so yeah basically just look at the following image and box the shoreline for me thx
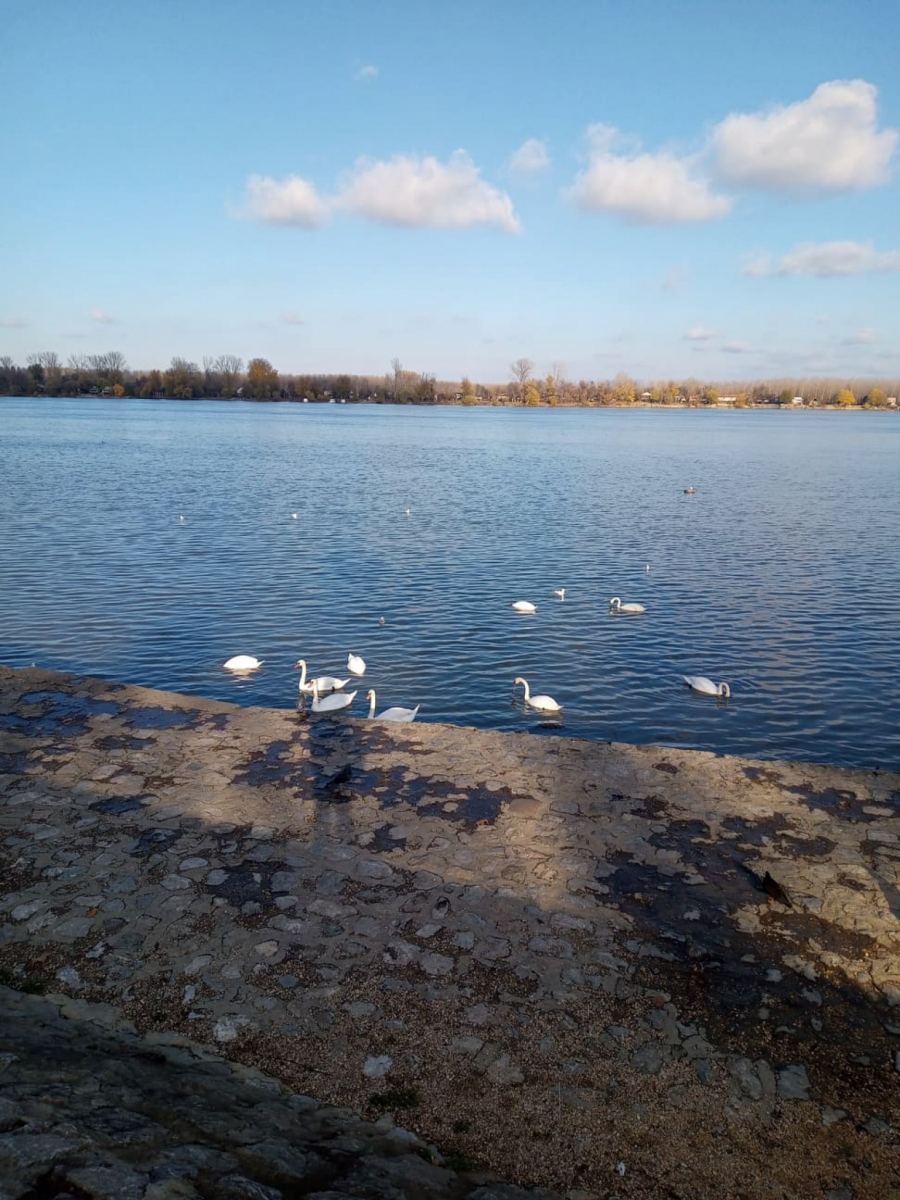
[2,665,899,1197]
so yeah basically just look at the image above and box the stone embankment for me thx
[1,666,898,1199]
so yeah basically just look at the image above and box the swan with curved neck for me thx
[683,676,730,698]
[513,676,561,712]
[609,597,646,614]
[366,689,419,722]
[294,660,349,695]
[310,680,357,713]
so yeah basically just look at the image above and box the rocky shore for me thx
[1,665,898,1199]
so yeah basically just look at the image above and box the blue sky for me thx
[1,0,899,383]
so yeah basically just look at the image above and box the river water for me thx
[1,398,898,768]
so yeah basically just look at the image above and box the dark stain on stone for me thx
[90,796,150,816]
[742,766,783,785]
[368,825,407,853]
[206,859,284,908]
[93,734,157,751]
[233,741,314,791]
[776,833,836,858]
[782,783,876,823]
[128,828,182,858]
[121,706,202,730]
[648,818,712,850]
[654,762,679,775]
[721,813,790,845]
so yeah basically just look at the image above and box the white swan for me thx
[347,652,366,676]
[291,512,298,519]
[294,660,350,695]
[511,601,537,613]
[554,588,566,600]
[310,680,357,714]
[513,676,561,713]
[223,655,263,671]
[683,676,731,697]
[366,689,419,722]
[609,597,646,614]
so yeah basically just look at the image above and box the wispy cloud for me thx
[571,124,731,224]
[662,265,688,292]
[240,173,330,228]
[355,63,378,81]
[840,329,877,345]
[337,150,521,233]
[722,341,752,353]
[509,137,550,176]
[712,80,897,193]
[0,316,26,328]
[91,308,115,324]
[283,312,304,326]
[684,325,719,341]
[744,240,900,277]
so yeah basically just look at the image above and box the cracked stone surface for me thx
[0,986,550,1200]
[1,666,899,1199]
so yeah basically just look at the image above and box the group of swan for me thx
[225,652,419,721]
[513,593,648,616]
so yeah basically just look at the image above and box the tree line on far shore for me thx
[1,351,897,410]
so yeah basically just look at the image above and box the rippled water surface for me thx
[1,398,898,767]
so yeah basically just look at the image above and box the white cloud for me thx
[712,80,897,192]
[356,64,378,81]
[744,240,900,277]
[241,173,330,228]
[840,329,877,345]
[337,151,521,233]
[91,308,115,324]
[722,341,752,354]
[509,137,550,175]
[684,326,719,341]
[571,123,731,224]
[283,313,304,326]
[0,316,26,328]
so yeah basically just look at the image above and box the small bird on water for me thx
[379,617,386,626]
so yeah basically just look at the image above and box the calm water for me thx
[1,398,898,769]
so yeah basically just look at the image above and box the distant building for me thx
[888,396,898,408]
[791,396,804,406]
[717,396,738,406]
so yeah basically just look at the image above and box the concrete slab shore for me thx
[1,665,898,1198]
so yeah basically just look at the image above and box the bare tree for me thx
[0,356,15,371]
[551,361,567,388]
[214,354,243,396]
[510,357,534,384]
[390,357,402,401]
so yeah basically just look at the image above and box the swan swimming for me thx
[310,680,357,713]
[366,689,419,722]
[609,597,646,614]
[511,601,537,613]
[347,652,366,676]
[294,660,349,695]
[554,588,566,600]
[513,676,561,713]
[291,513,298,519]
[683,676,731,698]
[223,655,263,671]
